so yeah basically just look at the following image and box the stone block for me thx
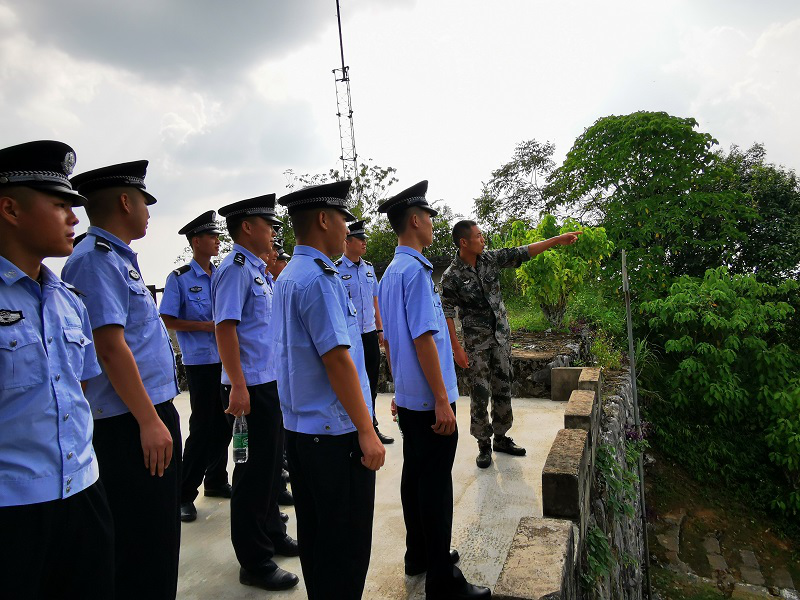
[731,583,773,599]
[551,367,583,403]
[771,568,795,590]
[577,367,602,399]
[564,390,595,432]
[494,517,577,600]
[707,553,728,571]
[542,429,590,521]
[702,536,721,555]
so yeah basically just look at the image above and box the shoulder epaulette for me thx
[94,238,112,253]
[314,258,337,275]
[233,252,246,266]
[173,264,191,276]
[334,258,343,266]
[65,283,86,297]
[364,259,373,266]
[411,255,434,271]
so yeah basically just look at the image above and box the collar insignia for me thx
[314,258,337,275]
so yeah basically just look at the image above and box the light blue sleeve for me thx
[213,264,248,324]
[63,253,128,330]
[299,275,352,357]
[159,273,182,318]
[404,269,440,340]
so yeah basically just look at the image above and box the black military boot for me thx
[476,441,492,468]
[494,435,526,456]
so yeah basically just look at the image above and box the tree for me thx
[545,111,756,299]
[474,139,556,237]
[718,143,800,282]
[503,215,614,329]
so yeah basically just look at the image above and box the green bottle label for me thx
[233,433,248,449]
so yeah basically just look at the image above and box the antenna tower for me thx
[333,0,358,182]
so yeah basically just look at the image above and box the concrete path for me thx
[175,393,565,599]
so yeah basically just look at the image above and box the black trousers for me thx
[361,330,380,426]
[286,429,376,600]
[397,403,465,597]
[222,381,286,572]
[0,481,114,600]
[181,362,231,503]
[92,401,182,600]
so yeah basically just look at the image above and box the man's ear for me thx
[318,209,329,232]
[119,192,131,215]
[0,194,21,227]
[241,218,252,237]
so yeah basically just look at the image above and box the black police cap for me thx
[347,220,367,239]
[70,160,158,205]
[0,140,86,205]
[178,210,223,237]
[218,193,281,227]
[278,180,356,222]
[377,180,438,217]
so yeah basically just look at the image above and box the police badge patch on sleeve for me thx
[0,309,23,326]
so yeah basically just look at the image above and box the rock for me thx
[702,535,721,555]
[731,582,774,598]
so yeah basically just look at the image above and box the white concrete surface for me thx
[175,392,565,599]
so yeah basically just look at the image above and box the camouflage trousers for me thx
[466,342,513,443]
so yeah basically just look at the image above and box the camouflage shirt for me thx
[440,246,530,351]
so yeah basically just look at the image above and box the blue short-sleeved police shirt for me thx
[377,246,459,411]
[211,244,274,386]
[159,259,220,366]
[335,254,377,334]
[0,258,102,507]
[61,226,179,419]
[272,245,372,435]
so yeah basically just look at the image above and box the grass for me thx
[504,294,551,332]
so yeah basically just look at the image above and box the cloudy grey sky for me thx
[2,0,797,285]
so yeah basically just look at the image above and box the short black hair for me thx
[290,208,323,241]
[226,215,247,241]
[452,220,477,247]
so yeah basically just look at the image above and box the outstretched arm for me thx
[527,231,582,257]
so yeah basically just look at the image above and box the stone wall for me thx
[494,367,647,600]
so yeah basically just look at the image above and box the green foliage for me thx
[641,267,800,516]
[596,444,638,519]
[474,138,555,238]
[546,111,756,300]
[503,215,614,328]
[564,287,626,341]
[581,525,614,591]
[719,143,800,282]
[504,294,550,332]
[591,329,622,370]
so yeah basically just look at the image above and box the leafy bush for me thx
[641,267,800,517]
[503,215,614,328]
[591,329,623,370]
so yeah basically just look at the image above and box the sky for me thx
[1,0,798,286]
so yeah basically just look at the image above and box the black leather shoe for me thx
[405,549,460,576]
[451,581,492,599]
[203,483,232,498]
[239,566,299,591]
[493,435,526,456]
[476,442,492,468]
[180,502,197,523]
[278,489,294,506]
[281,468,290,483]
[272,535,300,557]
[280,511,289,523]
[376,427,395,445]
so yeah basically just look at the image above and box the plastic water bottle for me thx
[233,415,249,463]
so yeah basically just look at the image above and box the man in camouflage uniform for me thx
[441,220,581,468]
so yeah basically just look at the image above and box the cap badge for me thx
[62,151,76,176]
[0,309,23,325]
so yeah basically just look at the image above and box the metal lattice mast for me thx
[333,0,357,182]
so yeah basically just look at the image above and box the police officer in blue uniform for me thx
[160,211,232,523]
[62,160,182,600]
[335,220,394,445]
[274,180,385,600]
[269,238,291,280]
[213,194,299,591]
[378,181,491,600]
[0,141,114,599]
